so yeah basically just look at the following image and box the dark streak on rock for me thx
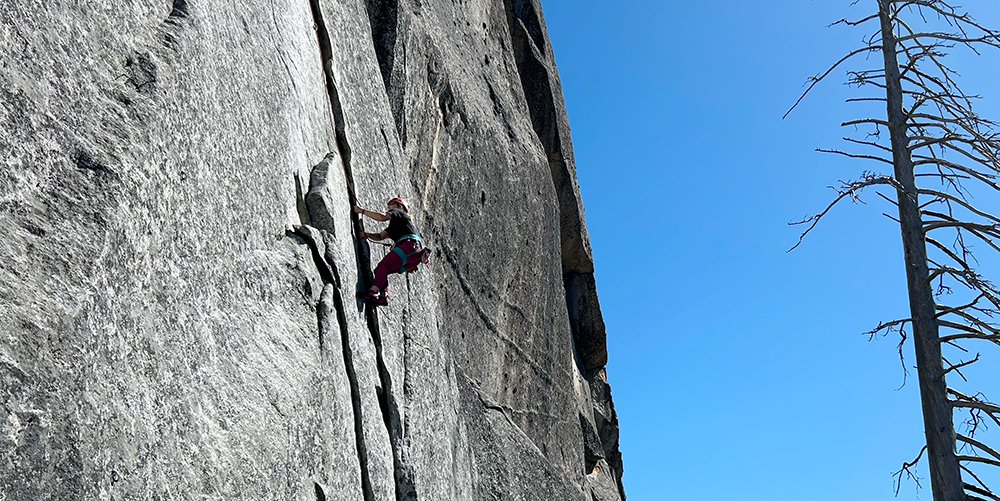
[324,278,376,501]
[292,226,334,290]
[364,0,406,139]
[21,221,46,237]
[363,0,399,94]
[295,173,312,226]
[74,150,110,174]
[502,0,545,54]
[427,53,464,129]
[579,412,604,474]
[125,53,157,93]
[380,126,392,155]
[168,0,189,19]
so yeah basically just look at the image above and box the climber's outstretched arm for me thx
[353,206,390,221]
[359,230,389,241]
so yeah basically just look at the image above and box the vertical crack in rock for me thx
[307,0,375,300]
[336,289,377,501]
[308,3,413,498]
[296,225,373,500]
[331,271,378,501]
[291,224,334,348]
[314,482,328,501]
[363,0,399,95]
[168,0,189,19]
[363,0,406,141]
[364,305,416,501]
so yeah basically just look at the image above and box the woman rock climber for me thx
[354,197,429,305]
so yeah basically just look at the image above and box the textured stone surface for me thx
[0,0,623,499]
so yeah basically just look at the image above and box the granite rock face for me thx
[0,0,623,499]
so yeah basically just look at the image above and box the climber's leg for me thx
[372,248,403,292]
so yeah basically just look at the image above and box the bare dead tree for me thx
[787,1,1000,500]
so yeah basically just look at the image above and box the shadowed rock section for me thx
[0,0,624,499]
[501,0,622,496]
[503,0,608,371]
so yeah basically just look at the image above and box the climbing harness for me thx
[391,234,424,273]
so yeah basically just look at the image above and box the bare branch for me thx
[828,14,880,28]
[843,118,891,128]
[894,446,927,495]
[963,464,994,493]
[965,483,1000,501]
[951,395,1000,416]
[816,148,893,164]
[935,294,986,318]
[940,332,1000,347]
[926,237,973,271]
[957,434,1000,463]
[919,189,1000,225]
[844,136,893,153]
[959,456,1000,468]
[788,173,899,251]
[924,220,1000,235]
[784,46,882,119]
[938,352,980,382]
[847,97,888,103]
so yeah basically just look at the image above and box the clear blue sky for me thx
[541,1,1000,499]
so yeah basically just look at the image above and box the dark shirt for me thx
[385,208,418,242]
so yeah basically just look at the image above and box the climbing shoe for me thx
[358,290,388,306]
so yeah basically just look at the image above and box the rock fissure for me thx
[293,225,373,500]
[292,226,334,286]
[307,0,361,252]
[307,2,414,496]
[334,288,378,501]
[364,308,415,501]
[363,0,406,138]
[168,0,189,20]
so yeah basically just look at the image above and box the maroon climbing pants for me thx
[372,239,422,292]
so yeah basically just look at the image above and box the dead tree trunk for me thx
[877,2,963,499]
[788,1,1000,498]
